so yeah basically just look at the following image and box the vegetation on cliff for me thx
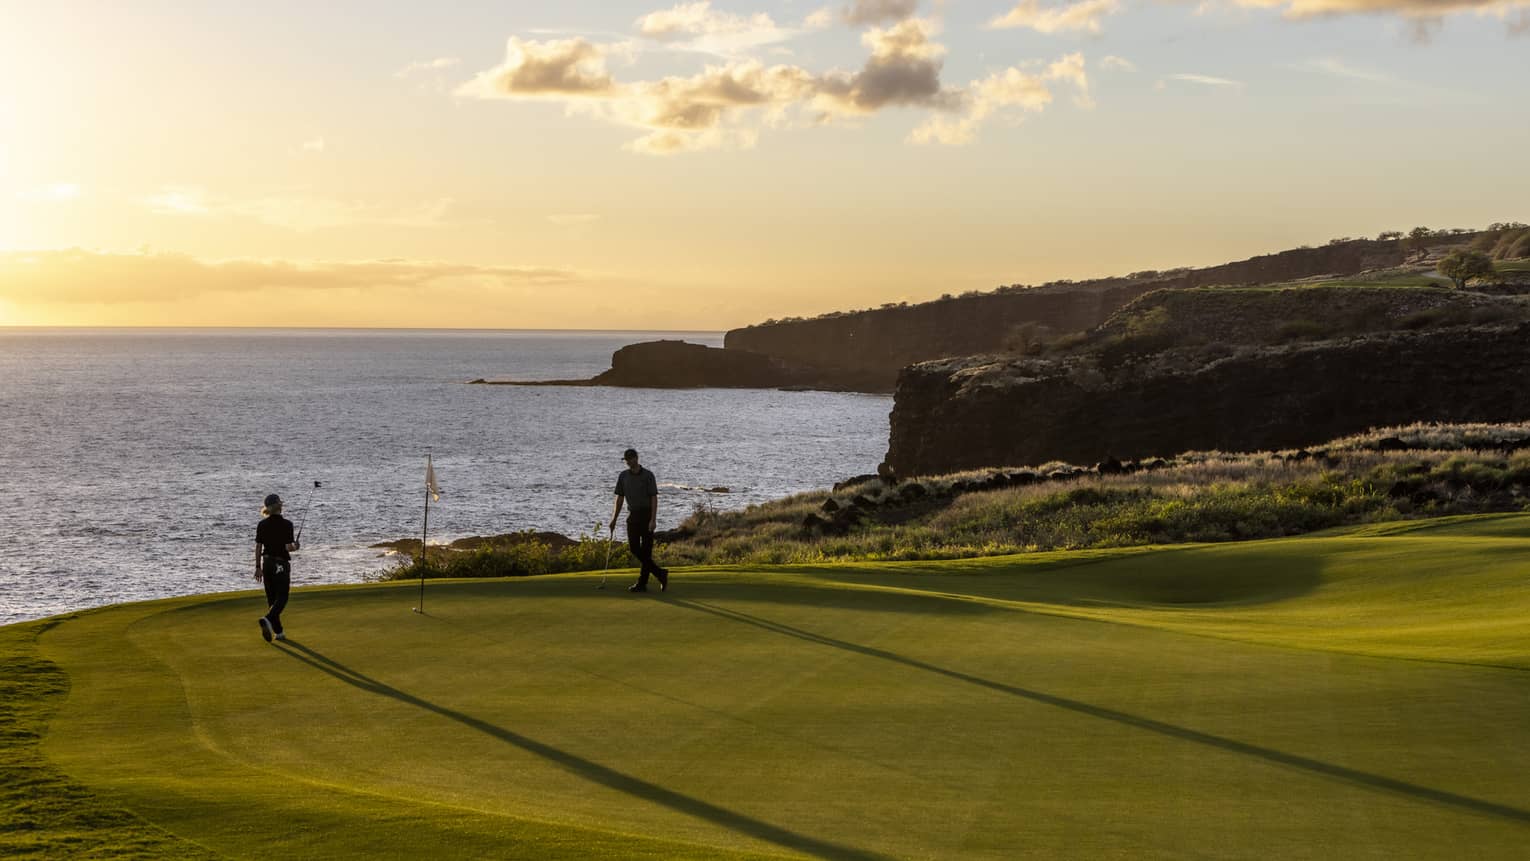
[381,422,1530,580]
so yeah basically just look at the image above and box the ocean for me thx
[0,329,892,625]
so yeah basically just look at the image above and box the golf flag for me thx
[426,455,442,502]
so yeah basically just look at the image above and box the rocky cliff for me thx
[885,322,1530,476]
[726,238,1424,389]
[475,340,826,389]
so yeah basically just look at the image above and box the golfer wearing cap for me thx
[255,493,300,642]
[610,448,668,592]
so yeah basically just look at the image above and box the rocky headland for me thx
[886,316,1530,476]
[472,339,834,389]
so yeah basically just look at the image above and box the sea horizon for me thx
[0,324,727,335]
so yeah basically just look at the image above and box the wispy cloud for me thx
[144,187,211,216]
[141,188,452,231]
[395,57,462,79]
[989,0,1123,34]
[1218,0,1530,33]
[1101,55,1137,72]
[1297,57,1397,84]
[635,1,802,55]
[0,249,575,305]
[16,183,84,203]
[1166,72,1244,87]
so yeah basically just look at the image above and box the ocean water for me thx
[0,329,892,625]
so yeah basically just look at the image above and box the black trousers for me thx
[627,512,662,585]
[262,557,291,633]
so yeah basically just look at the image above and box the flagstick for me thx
[416,455,430,614]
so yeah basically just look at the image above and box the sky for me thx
[1,0,1527,329]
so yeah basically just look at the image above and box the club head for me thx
[412,607,422,614]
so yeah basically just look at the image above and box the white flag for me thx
[426,455,442,502]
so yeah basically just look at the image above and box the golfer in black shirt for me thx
[255,493,299,642]
[610,448,668,592]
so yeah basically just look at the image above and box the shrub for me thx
[1275,319,1330,341]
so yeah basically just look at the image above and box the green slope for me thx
[9,515,1530,859]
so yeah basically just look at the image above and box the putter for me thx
[597,524,614,590]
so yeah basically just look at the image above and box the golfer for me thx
[255,493,300,642]
[610,448,668,592]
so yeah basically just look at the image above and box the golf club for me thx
[597,523,614,590]
[295,480,322,542]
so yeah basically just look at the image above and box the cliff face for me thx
[726,239,1415,389]
[591,340,821,388]
[886,323,1530,475]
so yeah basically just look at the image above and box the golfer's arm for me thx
[254,543,262,570]
[612,494,624,519]
[649,494,658,523]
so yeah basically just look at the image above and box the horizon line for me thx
[0,324,728,335]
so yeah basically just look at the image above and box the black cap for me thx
[623,448,638,460]
[264,493,282,507]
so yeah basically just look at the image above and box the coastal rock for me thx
[886,322,1530,475]
[593,340,820,389]
[479,340,825,390]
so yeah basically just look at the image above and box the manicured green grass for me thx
[11,515,1530,858]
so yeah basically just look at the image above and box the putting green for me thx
[14,515,1530,858]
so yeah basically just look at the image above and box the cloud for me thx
[457,37,617,98]
[0,249,575,306]
[1101,55,1137,71]
[989,0,1123,33]
[1298,57,1397,83]
[597,60,819,153]
[16,183,83,203]
[459,16,1085,154]
[1166,72,1244,86]
[843,0,921,26]
[804,7,836,29]
[1218,0,1530,31]
[395,57,461,79]
[299,137,326,153]
[140,188,452,231]
[910,52,1090,144]
[144,187,211,216]
[637,2,775,38]
[634,1,801,55]
[817,18,959,113]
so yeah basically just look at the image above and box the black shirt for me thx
[615,467,659,514]
[256,515,295,561]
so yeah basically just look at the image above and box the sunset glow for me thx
[2,0,1527,329]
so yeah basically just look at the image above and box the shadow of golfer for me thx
[666,599,1530,828]
[275,639,884,860]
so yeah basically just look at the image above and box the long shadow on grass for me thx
[276,640,884,861]
[668,599,1530,828]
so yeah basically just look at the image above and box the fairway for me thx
[11,516,1530,859]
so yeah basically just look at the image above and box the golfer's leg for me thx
[638,528,656,571]
[268,566,290,633]
[628,518,651,586]
[262,564,280,621]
